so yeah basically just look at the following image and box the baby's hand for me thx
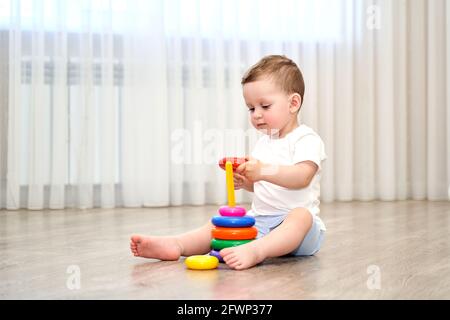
[233,173,246,190]
[236,158,263,183]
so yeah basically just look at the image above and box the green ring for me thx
[211,238,252,250]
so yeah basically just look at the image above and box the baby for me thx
[130,55,327,270]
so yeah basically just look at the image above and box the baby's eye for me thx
[262,105,271,109]
[248,108,255,113]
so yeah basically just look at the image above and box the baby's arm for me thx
[237,159,318,190]
[261,161,318,189]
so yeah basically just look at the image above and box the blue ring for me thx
[211,215,255,227]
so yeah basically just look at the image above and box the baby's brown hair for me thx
[241,55,305,107]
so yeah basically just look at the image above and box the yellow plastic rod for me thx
[225,161,236,207]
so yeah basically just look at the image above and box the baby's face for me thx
[243,78,293,136]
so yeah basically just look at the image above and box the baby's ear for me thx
[289,93,302,113]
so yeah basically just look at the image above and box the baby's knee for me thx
[288,208,313,227]
[289,207,312,218]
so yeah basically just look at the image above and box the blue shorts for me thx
[253,212,325,256]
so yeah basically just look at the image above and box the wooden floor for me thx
[1,201,449,300]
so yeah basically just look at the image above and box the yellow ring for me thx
[185,255,219,270]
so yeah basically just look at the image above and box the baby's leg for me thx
[220,208,313,270]
[130,221,213,260]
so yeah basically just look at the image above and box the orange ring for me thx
[211,226,258,240]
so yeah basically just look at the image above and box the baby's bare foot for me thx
[130,235,183,261]
[220,242,265,270]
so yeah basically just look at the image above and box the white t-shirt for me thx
[249,124,327,231]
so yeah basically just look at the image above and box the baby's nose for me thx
[253,112,263,119]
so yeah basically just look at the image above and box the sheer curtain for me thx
[0,0,449,210]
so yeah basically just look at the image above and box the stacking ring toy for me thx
[211,239,252,250]
[212,215,255,228]
[219,157,249,171]
[212,226,258,240]
[209,250,224,263]
[185,255,219,270]
[219,205,246,217]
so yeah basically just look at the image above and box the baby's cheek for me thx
[262,114,272,123]
[265,114,279,127]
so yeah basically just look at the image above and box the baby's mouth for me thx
[256,123,267,128]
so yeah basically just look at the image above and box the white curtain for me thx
[0,0,449,210]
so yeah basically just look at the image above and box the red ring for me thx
[212,226,258,240]
[218,157,249,171]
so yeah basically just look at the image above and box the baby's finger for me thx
[234,172,245,180]
[236,163,246,174]
[234,182,243,190]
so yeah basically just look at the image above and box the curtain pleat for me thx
[28,0,46,209]
[6,0,22,209]
[0,19,8,210]
[144,0,169,206]
[75,1,96,209]
[317,42,335,202]
[427,0,448,200]
[121,8,140,207]
[375,0,396,200]
[167,0,185,206]
[447,0,450,200]
[394,0,408,200]
[49,0,68,209]
[409,0,428,200]
[208,0,227,205]
[354,0,376,200]
[98,0,116,209]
